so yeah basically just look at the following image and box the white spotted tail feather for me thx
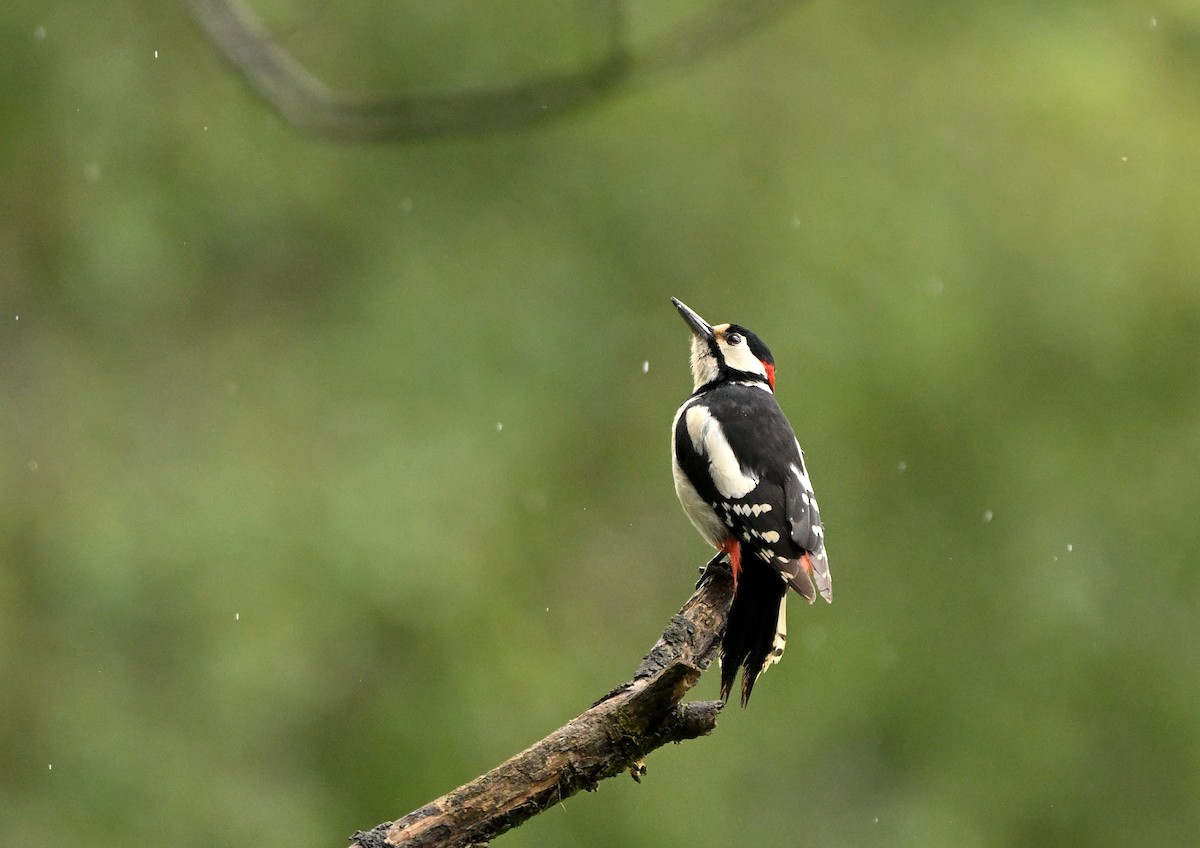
[669,297,831,705]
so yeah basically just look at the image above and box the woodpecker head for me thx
[672,297,776,392]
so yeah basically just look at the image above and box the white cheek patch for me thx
[718,338,768,379]
[685,406,760,499]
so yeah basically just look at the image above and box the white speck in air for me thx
[49,763,53,771]
[983,509,993,524]
[234,612,240,621]
[1150,17,1157,28]
[896,461,907,472]
[1066,543,1073,552]
[642,360,649,374]
[496,422,503,432]
[14,315,19,321]
[1120,155,1129,163]
[34,25,47,41]
[154,50,159,59]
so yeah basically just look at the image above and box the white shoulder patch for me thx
[685,405,760,499]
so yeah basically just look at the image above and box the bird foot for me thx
[695,551,732,588]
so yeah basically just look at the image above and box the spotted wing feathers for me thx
[783,448,832,602]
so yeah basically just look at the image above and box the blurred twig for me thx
[183,0,806,142]
[348,567,734,848]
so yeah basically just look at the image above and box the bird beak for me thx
[671,298,714,340]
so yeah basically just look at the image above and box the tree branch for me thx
[183,0,808,142]
[349,565,734,848]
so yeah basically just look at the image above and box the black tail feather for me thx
[720,559,788,706]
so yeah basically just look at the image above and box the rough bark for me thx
[349,565,734,848]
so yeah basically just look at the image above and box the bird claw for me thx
[695,552,732,588]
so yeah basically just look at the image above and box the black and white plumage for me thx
[670,297,831,705]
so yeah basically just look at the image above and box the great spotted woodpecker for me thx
[670,297,832,705]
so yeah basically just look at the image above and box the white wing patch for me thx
[685,405,760,499]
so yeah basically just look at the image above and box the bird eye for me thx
[726,332,743,346]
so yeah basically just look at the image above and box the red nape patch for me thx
[763,362,776,389]
[720,539,742,591]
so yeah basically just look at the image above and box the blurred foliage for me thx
[3,1,1200,847]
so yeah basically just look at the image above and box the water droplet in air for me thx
[982,510,993,523]
[641,360,649,374]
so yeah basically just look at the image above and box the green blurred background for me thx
[4,2,1200,846]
